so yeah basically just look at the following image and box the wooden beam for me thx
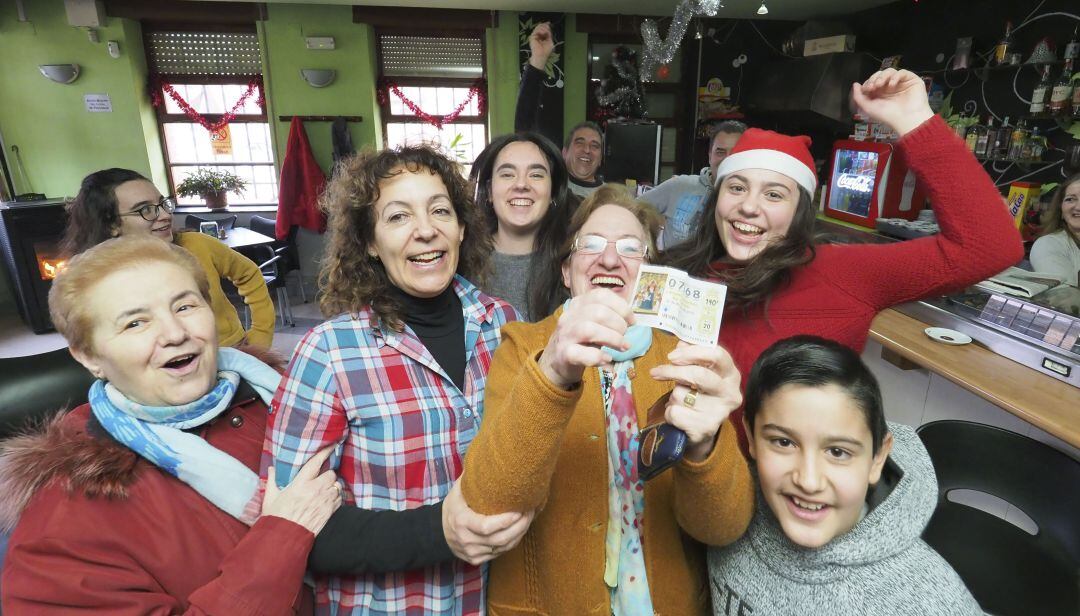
[352,6,496,31]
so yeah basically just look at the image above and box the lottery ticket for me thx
[629,264,727,346]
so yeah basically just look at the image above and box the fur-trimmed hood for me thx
[0,344,285,533]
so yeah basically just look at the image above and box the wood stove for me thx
[0,199,68,334]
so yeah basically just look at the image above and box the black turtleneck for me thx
[388,285,466,391]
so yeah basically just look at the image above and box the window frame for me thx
[375,29,490,158]
[143,26,277,207]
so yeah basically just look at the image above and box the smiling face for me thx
[714,168,801,263]
[561,204,648,301]
[367,168,464,299]
[1061,181,1080,237]
[708,131,742,179]
[563,127,603,183]
[490,141,553,236]
[71,261,219,407]
[114,179,174,243]
[748,383,893,549]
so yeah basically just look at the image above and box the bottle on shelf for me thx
[1021,127,1044,161]
[994,21,1014,66]
[1064,25,1080,61]
[1073,79,1080,119]
[965,118,983,153]
[975,117,994,158]
[1048,58,1074,116]
[1007,119,1029,161]
[1029,65,1053,114]
[991,115,1011,159]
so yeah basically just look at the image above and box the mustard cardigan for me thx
[175,232,274,348]
[462,312,754,615]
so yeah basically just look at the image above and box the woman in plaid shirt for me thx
[266,147,529,615]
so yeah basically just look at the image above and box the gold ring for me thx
[683,388,698,408]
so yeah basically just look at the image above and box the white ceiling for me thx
[205,0,898,20]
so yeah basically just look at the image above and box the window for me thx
[378,34,488,174]
[146,31,277,206]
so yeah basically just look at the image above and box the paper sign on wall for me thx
[84,94,112,112]
[210,125,233,156]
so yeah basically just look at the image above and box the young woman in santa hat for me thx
[666,68,1023,452]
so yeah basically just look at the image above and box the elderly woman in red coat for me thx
[0,235,340,615]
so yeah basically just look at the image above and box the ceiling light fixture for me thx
[757,1,769,15]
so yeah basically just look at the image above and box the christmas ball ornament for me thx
[656,64,670,80]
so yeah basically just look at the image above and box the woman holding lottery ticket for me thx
[666,68,1024,454]
[461,184,754,616]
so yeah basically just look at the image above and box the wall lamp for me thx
[300,68,336,88]
[39,64,81,84]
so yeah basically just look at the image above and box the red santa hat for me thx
[715,128,817,194]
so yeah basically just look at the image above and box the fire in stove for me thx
[38,257,67,280]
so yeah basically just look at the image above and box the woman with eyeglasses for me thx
[460,184,753,615]
[60,168,275,348]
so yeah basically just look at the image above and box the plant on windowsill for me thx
[176,168,246,209]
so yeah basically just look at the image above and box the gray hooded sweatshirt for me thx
[708,423,984,616]
[640,167,713,250]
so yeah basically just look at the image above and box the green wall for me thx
[562,14,589,141]
[486,11,520,137]
[0,0,161,199]
[261,3,381,173]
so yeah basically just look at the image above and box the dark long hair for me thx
[320,146,492,330]
[470,131,573,320]
[663,180,821,309]
[744,335,888,454]
[60,168,149,257]
[1040,172,1080,248]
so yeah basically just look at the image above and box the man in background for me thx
[517,23,605,199]
[642,120,747,249]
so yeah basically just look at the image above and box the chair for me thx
[238,244,294,328]
[249,215,306,303]
[0,348,95,440]
[185,214,238,231]
[917,420,1079,615]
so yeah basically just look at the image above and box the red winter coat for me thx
[276,117,326,240]
[0,384,315,614]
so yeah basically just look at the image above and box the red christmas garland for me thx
[378,78,486,129]
[149,75,264,133]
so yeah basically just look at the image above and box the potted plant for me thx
[176,168,246,209]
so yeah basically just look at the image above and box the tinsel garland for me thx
[377,78,487,129]
[149,75,264,133]
[640,0,720,80]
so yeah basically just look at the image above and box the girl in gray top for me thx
[709,336,983,616]
[470,132,574,321]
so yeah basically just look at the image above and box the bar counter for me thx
[870,308,1080,449]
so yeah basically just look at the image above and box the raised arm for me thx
[827,69,1023,308]
[514,22,555,135]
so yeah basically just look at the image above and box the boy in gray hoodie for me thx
[709,336,984,615]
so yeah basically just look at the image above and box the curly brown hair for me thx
[319,146,492,330]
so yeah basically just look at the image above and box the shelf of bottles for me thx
[950,22,1080,168]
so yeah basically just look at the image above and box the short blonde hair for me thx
[563,183,664,260]
[48,235,210,355]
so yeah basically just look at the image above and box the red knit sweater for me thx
[713,116,1024,454]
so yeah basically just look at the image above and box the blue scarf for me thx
[89,347,281,525]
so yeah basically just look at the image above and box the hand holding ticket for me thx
[629,264,727,345]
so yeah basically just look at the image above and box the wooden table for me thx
[222,227,275,250]
[870,308,1080,449]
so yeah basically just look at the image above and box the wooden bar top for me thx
[870,308,1080,449]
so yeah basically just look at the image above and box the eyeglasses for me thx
[119,196,176,222]
[572,234,648,259]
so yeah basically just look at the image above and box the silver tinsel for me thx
[640,0,720,81]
